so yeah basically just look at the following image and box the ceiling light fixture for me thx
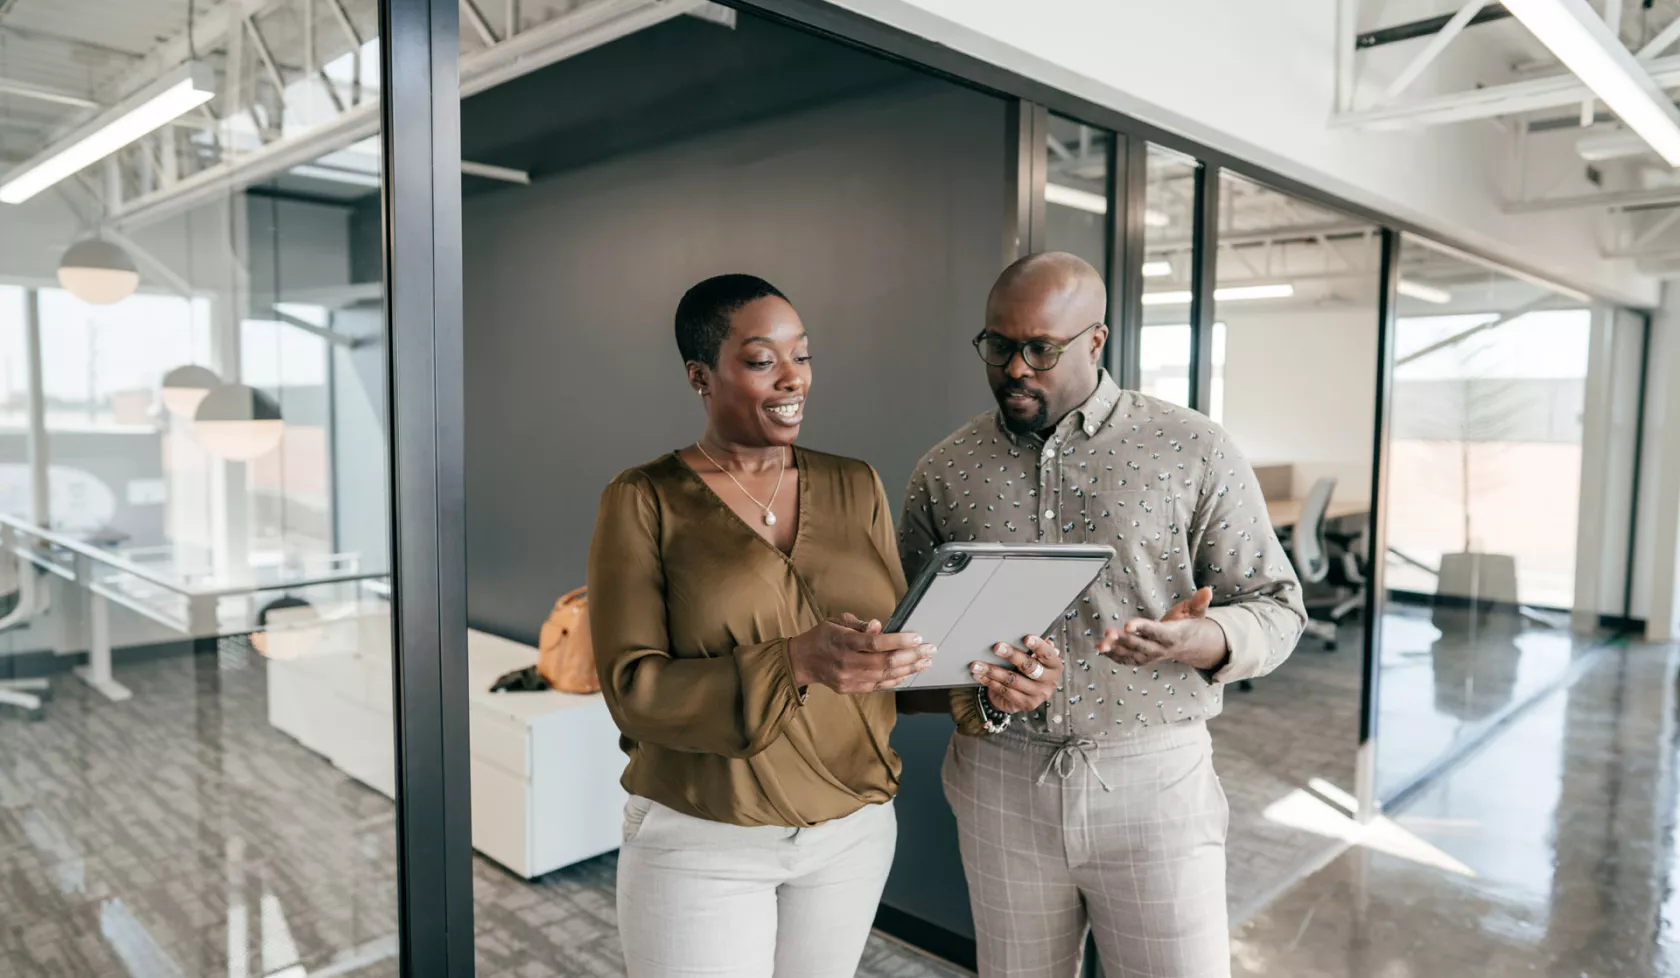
[0,62,216,205]
[1503,0,1680,165]
[1397,279,1453,305]
[1045,182,1107,214]
[160,364,221,418]
[56,238,139,305]
[1141,283,1296,306]
[193,383,286,461]
[1142,260,1173,278]
[1045,182,1170,226]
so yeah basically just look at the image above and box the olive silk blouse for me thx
[586,447,908,828]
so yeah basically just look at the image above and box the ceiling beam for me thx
[1356,4,1512,49]
[111,0,292,104]
[1506,186,1680,213]
[0,77,97,109]
[1336,52,1680,128]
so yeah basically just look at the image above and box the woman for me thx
[588,273,1064,978]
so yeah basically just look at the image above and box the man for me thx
[899,252,1305,978]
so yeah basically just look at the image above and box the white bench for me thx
[265,610,628,879]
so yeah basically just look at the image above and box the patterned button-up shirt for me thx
[898,371,1306,743]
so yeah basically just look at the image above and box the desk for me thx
[1267,497,1368,530]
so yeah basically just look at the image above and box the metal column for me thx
[379,0,474,973]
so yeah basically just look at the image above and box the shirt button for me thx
[1044,509,1055,520]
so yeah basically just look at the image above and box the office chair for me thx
[1281,476,1341,650]
[0,554,47,720]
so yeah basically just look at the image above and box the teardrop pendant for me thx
[763,510,778,526]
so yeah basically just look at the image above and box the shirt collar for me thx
[999,369,1123,446]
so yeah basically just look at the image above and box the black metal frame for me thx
[1187,163,1221,413]
[378,0,474,974]
[1108,135,1147,391]
[1005,99,1049,262]
[1361,230,1400,756]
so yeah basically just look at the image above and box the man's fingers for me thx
[970,662,1020,689]
[1129,620,1173,645]
[1188,586,1214,616]
[989,643,1037,676]
[1023,635,1062,664]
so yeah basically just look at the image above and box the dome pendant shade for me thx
[193,383,285,460]
[160,364,221,418]
[57,238,139,305]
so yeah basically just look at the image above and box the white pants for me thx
[616,796,897,978]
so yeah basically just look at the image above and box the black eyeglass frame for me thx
[972,321,1104,371]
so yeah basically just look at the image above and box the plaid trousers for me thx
[942,722,1230,978]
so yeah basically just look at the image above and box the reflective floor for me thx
[1232,640,1680,978]
[4,628,1662,977]
[0,639,963,978]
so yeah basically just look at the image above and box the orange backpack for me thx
[537,587,601,694]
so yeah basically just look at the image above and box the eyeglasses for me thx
[973,323,1102,371]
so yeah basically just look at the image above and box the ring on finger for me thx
[1025,660,1045,680]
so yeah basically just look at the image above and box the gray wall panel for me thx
[462,78,1008,940]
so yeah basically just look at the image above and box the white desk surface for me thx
[467,628,608,721]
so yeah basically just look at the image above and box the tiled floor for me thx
[1231,640,1680,978]
[0,640,965,978]
[1,618,1644,977]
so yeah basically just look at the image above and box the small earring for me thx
[696,388,706,397]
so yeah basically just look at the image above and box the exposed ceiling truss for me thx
[1333,0,1680,276]
[0,0,731,233]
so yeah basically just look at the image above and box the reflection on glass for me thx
[1044,114,1110,276]
[0,4,396,976]
[1140,145,1198,405]
[1206,171,1379,894]
[1377,234,1606,798]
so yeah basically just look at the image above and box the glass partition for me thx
[1209,171,1381,911]
[1139,145,1200,405]
[1044,113,1111,276]
[0,3,398,974]
[1376,235,1605,798]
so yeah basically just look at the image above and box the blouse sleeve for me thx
[587,472,804,759]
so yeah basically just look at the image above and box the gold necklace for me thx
[695,442,787,526]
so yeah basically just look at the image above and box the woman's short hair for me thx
[674,274,788,368]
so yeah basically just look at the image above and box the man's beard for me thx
[994,381,1049,434]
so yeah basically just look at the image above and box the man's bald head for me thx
[987,251,1108,327]
[979,252,1110,436]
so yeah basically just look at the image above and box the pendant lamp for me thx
[193,383,285,461]
[160,364,221,418]
[57,238,139,305]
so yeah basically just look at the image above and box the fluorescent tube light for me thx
[1574,127,1649,162]
[0,62,215,204]
[288,163,382,188]
[1045,182,1170,226]
[1141,283,1296,306]
[1142,260,1173,278]
[1045,182,1106,214]
[1504,0,1680,165]
[1217,283,1295,301]
[1397,279,1453,304]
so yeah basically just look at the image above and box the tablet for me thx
[888,543,1114,689]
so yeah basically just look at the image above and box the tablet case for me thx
[889,543,1114,689]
